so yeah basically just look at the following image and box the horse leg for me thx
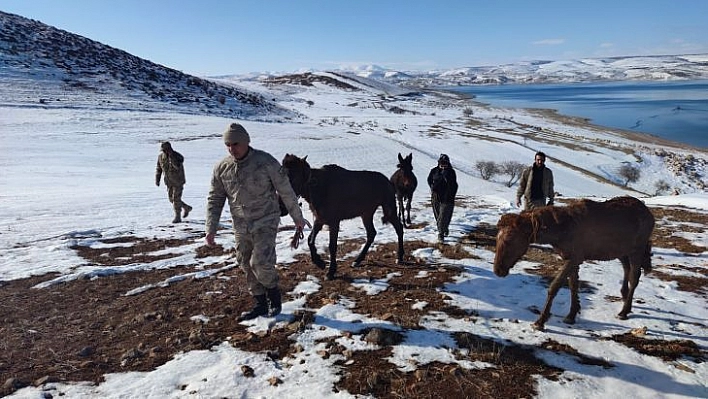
[619,256,630,300]
[618,255,642,320]
[397,195,405,227]
[563,267,581,324]
[308,221,326,270]
[392,213,404,264]
[533,261,577,331]
[353,215,376,267]
[405,195,412,225]
[326,222,340,280]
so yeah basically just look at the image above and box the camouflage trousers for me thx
[167,185,189,212]
[234,226,279,296]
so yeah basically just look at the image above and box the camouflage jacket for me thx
[156,150,186,187]
[206,148,305,234]
[517,165,554,203]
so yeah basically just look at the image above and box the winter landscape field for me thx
[1,10,708,399]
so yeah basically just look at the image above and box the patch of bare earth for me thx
[1,205,706,397]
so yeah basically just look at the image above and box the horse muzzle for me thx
[492,261,510,277]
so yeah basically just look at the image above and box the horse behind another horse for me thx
[494,196,654,331]
[281,154,404,280]
[390,152,418,227]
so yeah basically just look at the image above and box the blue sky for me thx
[3,0,708,76]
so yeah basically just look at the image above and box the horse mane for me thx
[321,164,346,172]
[528,200,588,243]
[499,213,534,240]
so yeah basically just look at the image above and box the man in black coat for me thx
[427,154,458,243]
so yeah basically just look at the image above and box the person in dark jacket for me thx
[516,151,554,211]
[427,154,458,243]
[155,141,192,223]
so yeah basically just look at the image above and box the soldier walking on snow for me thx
[205,123,310,321]
[155,141,193,223]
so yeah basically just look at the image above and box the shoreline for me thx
[443,82,707,151]
[527,107,707,153]
[444,88,706,153]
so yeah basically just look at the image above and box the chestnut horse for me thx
[390,152,418,227]
[494,196,654,331]
[281,154,404,280]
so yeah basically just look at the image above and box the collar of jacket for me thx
[232,147,252,163]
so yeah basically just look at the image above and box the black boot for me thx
[182,204,192,218]
[266,287,282,317]
[237,294,268,321]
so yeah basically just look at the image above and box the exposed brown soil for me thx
[1,206,706,397]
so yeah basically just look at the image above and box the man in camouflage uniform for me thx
[155,141,192,223]
[205,123,310,321]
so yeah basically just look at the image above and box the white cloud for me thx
[532,38,565,46]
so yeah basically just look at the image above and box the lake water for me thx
[449,80,708,149]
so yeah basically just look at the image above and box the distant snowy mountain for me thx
[362,54,708,87]
[3,9,708,120]
[0,11,297,120]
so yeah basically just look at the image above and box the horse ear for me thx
[398,153,404,163]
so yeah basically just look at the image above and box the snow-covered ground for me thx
[1,75,707,398]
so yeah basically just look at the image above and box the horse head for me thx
[397,153,413,172]
[493,213,533,277]
[282,154,311,197]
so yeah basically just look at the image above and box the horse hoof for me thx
[351,261,362,268]
[562,317,576,325]
[531,322,545,332]
[313,262,326,270]
[326,273,336,280]
[617,313,629,320]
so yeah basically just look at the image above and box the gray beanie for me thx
[223,123,250,145]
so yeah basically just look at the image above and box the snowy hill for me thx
[3,61,708,398]
[364,54,708,87]
[1,9,708,399]
[0,11,297,120]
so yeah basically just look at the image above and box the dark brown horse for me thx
[281,154,404,280]
[494,196,654,331]
[390,152,418,227]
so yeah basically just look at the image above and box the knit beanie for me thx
[223,123,250,145]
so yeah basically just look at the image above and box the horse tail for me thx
[381,181,399,225]
[641,240,653,274]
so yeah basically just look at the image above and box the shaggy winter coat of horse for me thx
[493,196,654,331]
